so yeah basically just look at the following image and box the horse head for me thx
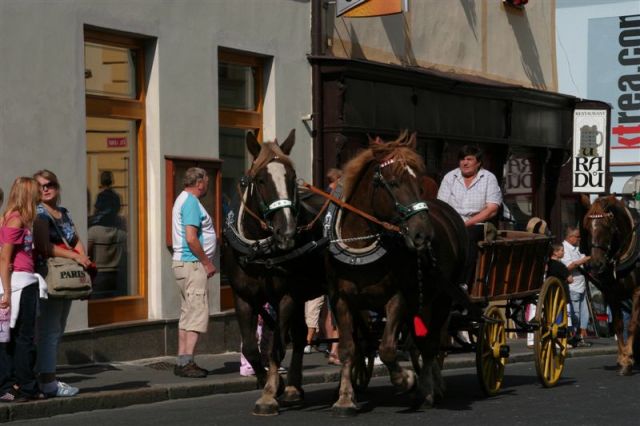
[366,131,433,252]
[243,130,298,251]
[584,196,625,275]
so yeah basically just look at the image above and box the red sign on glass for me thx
[107,137,128,148]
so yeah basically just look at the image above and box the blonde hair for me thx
[2,177,41,226]
[33,169,61,206]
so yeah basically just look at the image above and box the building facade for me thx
[0,0,612,362]
[0,0,313,361]
[311,0,600,239]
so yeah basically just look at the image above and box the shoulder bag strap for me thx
[42,207,73,250]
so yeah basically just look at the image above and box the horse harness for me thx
[316,157,431,266]
[223,164,328,271]
[587,206,640,280]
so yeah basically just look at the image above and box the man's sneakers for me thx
[174,361,208,378]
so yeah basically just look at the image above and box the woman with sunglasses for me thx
[32,170,91,397]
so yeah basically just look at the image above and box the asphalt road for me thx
[15,354,639,426]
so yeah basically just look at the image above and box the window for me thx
[218,48,264,310]
[84,28,148,326]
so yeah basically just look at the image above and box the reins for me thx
[236,182,270,231]
[300,181,401,233]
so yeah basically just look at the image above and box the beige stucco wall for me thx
[327,0,557,91]
[0,0,312,331]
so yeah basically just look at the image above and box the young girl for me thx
[0,177,46,401]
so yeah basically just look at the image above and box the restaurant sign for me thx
[572,109,608,193]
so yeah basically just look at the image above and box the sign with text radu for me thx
[572,109,608,193]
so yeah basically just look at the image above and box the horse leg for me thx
[235,296,267,387]
[620,288,640,376]
[380,294,415,394]
[413,299,449,409]
[253,301,283,416]
[332,290,358,417]
[279,294,307,407]
[608,302,630,374]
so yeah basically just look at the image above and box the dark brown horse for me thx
[584,195,640,375]
[222,130,326,415]
[326,131,468,415]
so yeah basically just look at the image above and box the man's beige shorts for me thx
[304,295,325,330]
[172,261,209,333]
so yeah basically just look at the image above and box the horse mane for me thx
[249,141,293,176]
[341,131,425,199]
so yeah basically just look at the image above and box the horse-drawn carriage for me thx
[343,228,569,397]
[453,229,568,394]
[223,129,570,416]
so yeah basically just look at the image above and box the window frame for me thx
[84,27,148,326]
[218,48,264,311]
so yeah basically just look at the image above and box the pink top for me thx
[0,212,34,273]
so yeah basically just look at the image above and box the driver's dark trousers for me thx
[463,224,485,289]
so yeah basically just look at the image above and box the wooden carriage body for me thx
[469,230,552,302]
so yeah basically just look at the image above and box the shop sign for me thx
[107,137,128,148]
[336,0,368,17]
[572,109,608,193]
[337,0,407,18]
[504,157,532,195]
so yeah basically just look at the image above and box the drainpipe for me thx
[311,0,324,186]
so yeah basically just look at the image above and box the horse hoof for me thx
[422,394,436,409]
[619,365,633,376]
[279,387,305,407]
[253,402,279,416]
[332,405,358,417]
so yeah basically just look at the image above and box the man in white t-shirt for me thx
[561,226,592,347]
[171,167,217,378]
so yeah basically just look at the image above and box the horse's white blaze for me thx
[405,165,416,178]
[266,162,294,223]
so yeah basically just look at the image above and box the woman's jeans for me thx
[35,297,71,376]
[0,283,39,395]
[569,290,590,332]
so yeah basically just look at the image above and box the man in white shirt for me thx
[561,226,592,347]
[437,145,502,287]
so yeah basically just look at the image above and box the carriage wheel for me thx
[350,348,375,392]
[476,305,507,396]
[534,277,568,387]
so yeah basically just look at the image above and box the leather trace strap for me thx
[300,181,401,233]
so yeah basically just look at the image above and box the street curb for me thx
[0,345,619,422]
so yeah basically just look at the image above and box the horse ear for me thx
[407,131,417,149]
[579,194,591,210]
[279,129,295,155]
[246,132,261,158]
